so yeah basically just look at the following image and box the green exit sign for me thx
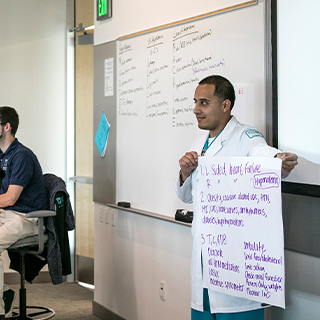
[97,0,112,20]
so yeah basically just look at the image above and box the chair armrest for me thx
[19,210,56,255]
[25,210,56,219]
[8,210,56,255]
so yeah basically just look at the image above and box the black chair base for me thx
[8,305,55,320]
[6,253,55,320]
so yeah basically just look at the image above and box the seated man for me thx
[0,106,47,319]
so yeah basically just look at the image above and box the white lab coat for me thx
[176,116,280,314]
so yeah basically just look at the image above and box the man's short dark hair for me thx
[199,75,236,110]
[0,106,19,135]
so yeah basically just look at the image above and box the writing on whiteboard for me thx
[117,23,228,127]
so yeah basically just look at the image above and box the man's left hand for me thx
[276,152,298,173]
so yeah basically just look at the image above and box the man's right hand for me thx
[179,151,199,185]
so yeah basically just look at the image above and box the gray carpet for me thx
[9,282,100,319]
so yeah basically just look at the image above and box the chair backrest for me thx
[43,173,74,283]
[8,174,74,284]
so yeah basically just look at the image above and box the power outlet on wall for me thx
[99,206,109,224]
[111,208,117,227]
[105,208,109,224]
[159,281,166,301]
[99,207,104,223]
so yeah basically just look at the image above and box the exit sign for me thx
[97,0,112,20]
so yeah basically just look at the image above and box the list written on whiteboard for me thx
[198,156,285,309]
[117,22,226,128]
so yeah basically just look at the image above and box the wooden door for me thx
[74,0,94,285]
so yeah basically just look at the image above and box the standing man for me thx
[176,75,298,320]
[0,106,47,319]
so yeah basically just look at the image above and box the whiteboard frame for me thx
[271,0,320,198]
[118,0,258,40]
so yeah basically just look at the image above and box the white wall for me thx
[93,0,320,319]
[0,0,74,273]
[94,0,257,45]
[277,0,320,186]
[95,204,193,319]
[0,0,74,181]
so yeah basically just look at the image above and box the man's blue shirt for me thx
[0,139,47,213]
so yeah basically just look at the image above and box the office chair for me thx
[6,174,74,320]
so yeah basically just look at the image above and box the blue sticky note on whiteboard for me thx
[95,112,110,157]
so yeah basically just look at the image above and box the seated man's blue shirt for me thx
[0,139,47,213]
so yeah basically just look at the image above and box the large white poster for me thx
[198,157,285,308]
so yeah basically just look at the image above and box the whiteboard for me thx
[116,2,267,217]
[277,0,320,188]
